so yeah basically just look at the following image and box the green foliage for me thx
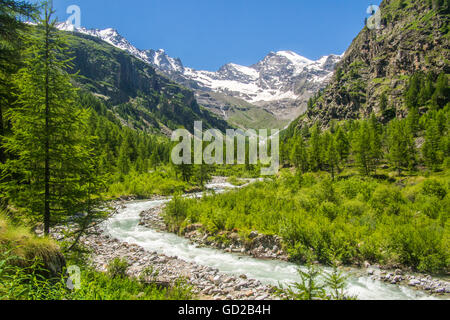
[387,119,416,174]
[422,179,447,199]
[227,176,247,187]
[0,247,195,300]
[0,0,37,163]
[0,249,68,300]
[404,72,449,111]
[107,258,129,279]
[353,122,374,175]
[276,262,354,300]
[0,217,195,300]
[163,194,189,232]
[324,264,354,300]
[69,268,191,300]
[165,171,450,273]
[108,169,190,198]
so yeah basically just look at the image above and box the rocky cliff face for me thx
[293,0,449,129]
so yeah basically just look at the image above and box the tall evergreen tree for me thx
[379,92,388,112]
[308,125,322,171]
[326,135,339,180]
[422,119,442,170]
[432,73,449,109]
[1,3,98,235]
[335,126,350,163]
[418,73,434,106]
[194,163,213,187]
[406,107,420,136]
[405,73,421,110]
[290,136,308,173]
[368,114,383,173]
[387,119,416,175]
[353,122,372,176]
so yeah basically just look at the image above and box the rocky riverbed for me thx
[366,267,449,295]
[51,200,278,300]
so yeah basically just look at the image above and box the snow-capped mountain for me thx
[57,22,341,123]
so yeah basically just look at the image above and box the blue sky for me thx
[45,0,381,71]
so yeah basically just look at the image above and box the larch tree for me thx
[2,3,102,235]
[368,114,383,173]
[290,136,308,173]
[387,119,416,175]
[326,135,339,180]
[308,125,322,172]
[335,126,350,163]
[353,122,372,176]
[422,119,442,170]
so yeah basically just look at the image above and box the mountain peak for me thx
[99,27,118,35]
[275,51,314,65]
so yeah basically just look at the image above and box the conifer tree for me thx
[368,114,383,173]
[379,92,388,112]
[308,125,322,171]
[353,122,372,176]
[387,119,416,175]
[150,151,159,171]
[418,73,434,106]
[422,120,442,170]
[117,143,131,175]
[432,73,449,109]
[335,126,350,163]
[290,136,308,173]
[406,107,420,136]
[1,3,99,235]
[176,163,193,182]
[194,163,213,187]
[326,136,339,180]
[405,73,421,110]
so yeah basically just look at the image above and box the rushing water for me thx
[103,181,438,300]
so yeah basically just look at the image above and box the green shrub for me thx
[422,179,447,199]
[107,258,129,279]
[370,185,404,215]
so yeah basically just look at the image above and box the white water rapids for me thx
[102,181,439,300]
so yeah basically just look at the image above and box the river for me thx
[102,180,439,300]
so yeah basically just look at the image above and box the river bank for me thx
[50,199,277,300]
[137,184,450,298]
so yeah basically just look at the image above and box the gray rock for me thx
[408,279,420,286]
[249,231,259,239]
